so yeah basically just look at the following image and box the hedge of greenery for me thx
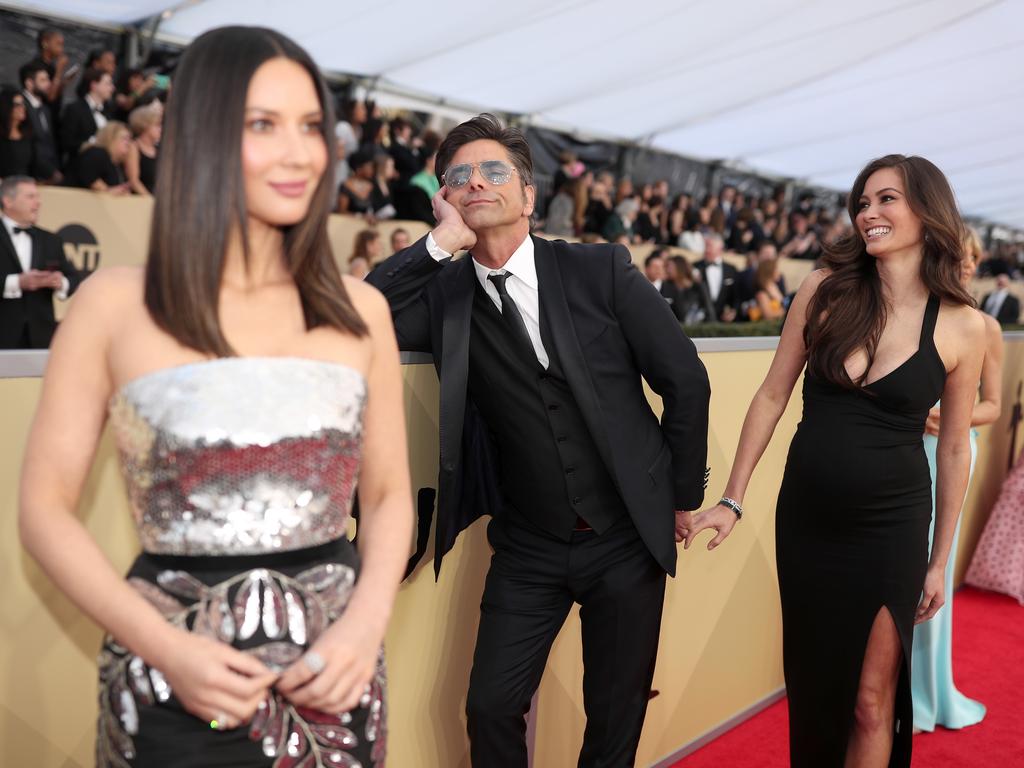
[685,320,784,337]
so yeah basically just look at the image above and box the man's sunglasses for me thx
[442,161,518,189]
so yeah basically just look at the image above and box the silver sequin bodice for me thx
[108,357,366,555]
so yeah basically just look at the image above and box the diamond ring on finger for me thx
[303,650,326,676]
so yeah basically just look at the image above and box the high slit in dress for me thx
[776,294,945,767]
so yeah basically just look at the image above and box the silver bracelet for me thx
[719,496,743,520]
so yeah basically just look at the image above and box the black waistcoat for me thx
[466,277,625,540]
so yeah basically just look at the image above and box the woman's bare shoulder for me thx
[68,266,145,320]
[981,311,1002,337]
[342,274,390,329]
[795,267,830,294]
[939,301,986,344]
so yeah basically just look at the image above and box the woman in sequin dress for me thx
[18,27,412,768]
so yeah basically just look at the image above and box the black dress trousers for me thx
[466,513,666,768]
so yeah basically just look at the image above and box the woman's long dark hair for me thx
[145,26,366,356]
[0,87,32,140]
[804,154,973,389]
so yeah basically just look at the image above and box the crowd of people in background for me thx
[2,25,1022,336]
[0,28,166,194]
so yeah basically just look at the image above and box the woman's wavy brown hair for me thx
[804,154,973,389]
[145,26,366,356]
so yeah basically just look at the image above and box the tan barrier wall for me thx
[35,187,431,278]
[3,337,1022,767]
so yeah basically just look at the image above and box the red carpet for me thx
[672,587,1024,767]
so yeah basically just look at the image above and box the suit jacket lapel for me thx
[533,236,618,480]
[28,229,45,270]
[0,226,22,273]
[438,256,476,468]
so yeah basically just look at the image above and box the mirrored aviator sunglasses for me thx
[443,160,517,189]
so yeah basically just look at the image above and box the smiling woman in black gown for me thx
[685,155,986,767]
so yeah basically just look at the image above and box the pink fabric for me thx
[966,449,1024,603]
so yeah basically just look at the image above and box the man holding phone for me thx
[0,176,83,348]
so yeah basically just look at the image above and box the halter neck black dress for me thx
[776,294,945,767]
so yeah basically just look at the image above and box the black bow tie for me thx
[11,226,29,235]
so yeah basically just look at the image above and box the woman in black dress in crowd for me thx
[65,121,132,194]
[685,155,985,767]
[337,148,375,215]
[0,87,34,177]
[369,153,396,219]
[665,255,715,325]
[125,102,161,195]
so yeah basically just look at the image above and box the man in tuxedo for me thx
[60,68,114,165]
[645,248,679,306]
[1,176,83,348]
[981,273,1021,326]
[694,233,739,321]
[19,62,62,183]
[367,115,710,767]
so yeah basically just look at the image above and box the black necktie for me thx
[487,273,535,358]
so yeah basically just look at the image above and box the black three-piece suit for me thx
[59,98,105,163]
[0,225,82,348]
[22,92,60,180]
[368,234,710,766]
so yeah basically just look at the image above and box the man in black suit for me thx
[367,115,711,767]
[19,62,62,183]
[981,273,1021,326]
[1,176,83,348]
[645,248,679,308]
[694,232,739,321]
[60,68,114,165]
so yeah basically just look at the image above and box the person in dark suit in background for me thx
[695,232,740,321]
[59,68,114,165]
[26,28,73,126]
[981,273,1021,326]
[0,176,83,348]
[367,114,711,767]
[644,247,679,305]
[19,62,62,183]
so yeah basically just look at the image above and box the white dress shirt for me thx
[3,215,70,300]
[984,289,1008,318]
[23,89,49,132]
[426,232,550,369]
[85,94,108,133]
[704,259,724,301]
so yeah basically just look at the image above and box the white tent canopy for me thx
[13,0,1024,227]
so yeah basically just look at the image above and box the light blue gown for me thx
[910,429,986,732]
